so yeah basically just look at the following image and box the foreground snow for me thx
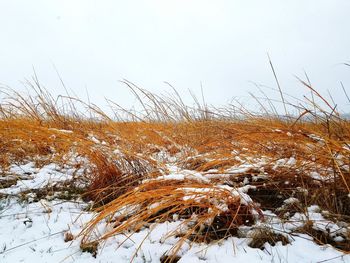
[1,198,349,263]
[0,162,349,263]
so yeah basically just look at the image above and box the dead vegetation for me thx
[294,220,350,251]
[248,228,290,249]
[0,75,349,255]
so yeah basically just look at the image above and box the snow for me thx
[0,163,73,195]
[48,128,73,134]
[0,199,93,263]
[283,197,299,205]
[205,166,253,180]
[0,162,84,195]
[89,134,101,144]
[273,157,297,169]
[1,160,349,262]
[308,134,325,143]
[144,168,210,183]
[2,196,349,263]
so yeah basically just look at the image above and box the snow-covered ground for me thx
[1,161,349,263]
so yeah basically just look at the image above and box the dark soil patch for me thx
[160,255,181,263]
[0,178,18,189]
[248,229,290,249]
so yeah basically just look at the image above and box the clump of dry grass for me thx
[248,228,290,249]
[84,151,158,206]
[295,220,350,251]
[80,180,260,253]
[80,240,99,258]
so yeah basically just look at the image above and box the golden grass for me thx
[0,80,349,253]
[80,180,259,258]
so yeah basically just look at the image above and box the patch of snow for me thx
[243,177,249,185]
[89,135,101,144]
[144,169,210,183]
[273,157,297,169]
[48,128,73,134]
[0,163,74,195]
[286,157,297,166]
[252,174,268,182]
[284,197,299,205]
[308,134,325,142]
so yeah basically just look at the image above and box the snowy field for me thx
[1,158,349,263]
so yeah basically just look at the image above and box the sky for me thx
[0,0,349,113]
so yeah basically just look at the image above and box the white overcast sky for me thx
[0,0,349,112]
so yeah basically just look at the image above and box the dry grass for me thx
[0,77,349,254]
[248,228,290,249]
[81,180,257,241]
